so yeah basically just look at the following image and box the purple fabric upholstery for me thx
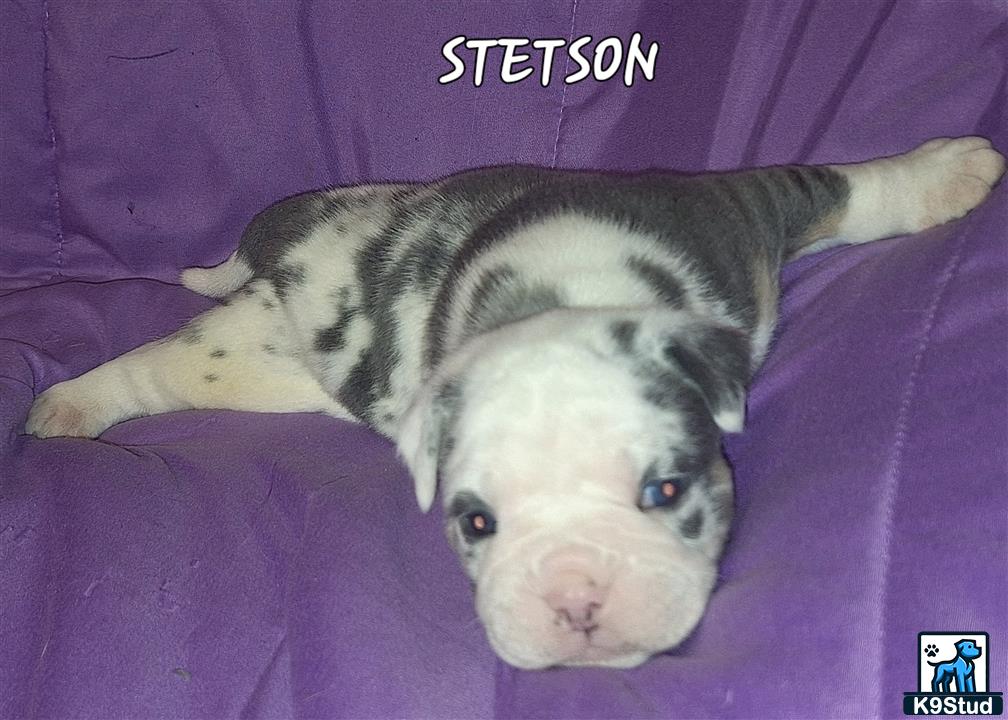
[2,1,1005,718]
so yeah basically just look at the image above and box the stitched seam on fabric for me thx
[740,1,814,167]
[872,231,969,713]
[237,634,288,717]
[795,0,897,161]
[41,0,66,279]
[549,0,579,169]
[297,0,342,183]
[703,1,757,170]
[25,515,60,718]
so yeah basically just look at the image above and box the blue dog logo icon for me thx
[929,639,982,694]
[903,631,1003,716]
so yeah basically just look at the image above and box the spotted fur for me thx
[26,137,1005,669]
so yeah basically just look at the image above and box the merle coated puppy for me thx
[26,137,1004,669]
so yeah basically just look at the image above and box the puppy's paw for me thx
[903,136,1006,232]
[26,381,113,439]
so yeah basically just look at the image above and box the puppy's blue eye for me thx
[640,479,683,509]
[461,510,496,540]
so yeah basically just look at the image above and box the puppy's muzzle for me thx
[539,546,611,634]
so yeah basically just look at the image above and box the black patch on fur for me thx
[464,266,563,335]
[230,160,848,421]
[338,212,414,422]
[445,491,497,553]
[236,192,327,276]
[626,256,686,306]
[338,348,395,425]
[268,161,846,425]
[640,370,722,463]
[399,228,456,294]
[261,298,276,310]
[324,170,548,420]
[240,285,256,297]
[424,163,849,355]
[679,509,705,539]
[468,266,516,309]
[610,320,638,354]
[661,324,749,425]
[261,343,278,355]
[422,166,557,367]
[338,190,462,423]
[236,188,411,316]
[314,287,358,353]
[204,373,219,383]
[432,379,463,467]
[447,490,494,521]
[271,263,306,300]
[209,348,227,359]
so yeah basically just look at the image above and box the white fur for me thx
[25,288,353,438]
[431,311,718,668]
[180,251,252,297]
[442,214,740,353]
[833,136,1005,244]
[25,137,1006,669]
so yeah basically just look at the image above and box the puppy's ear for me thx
[621,312,751,433]
[661,322,750,432]
[394,378,462,512]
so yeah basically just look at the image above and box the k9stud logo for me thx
[904,632,1003,715]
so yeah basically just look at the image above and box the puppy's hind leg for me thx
[797,136,1005,256]
[25,281,353,439]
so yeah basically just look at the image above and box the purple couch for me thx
[2,2,1005,718]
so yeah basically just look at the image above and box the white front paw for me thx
[26,381,114,439]
[904,136,1006,231]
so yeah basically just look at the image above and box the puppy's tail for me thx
[180,251,253,298]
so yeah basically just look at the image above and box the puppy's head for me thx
[396,308,748,669]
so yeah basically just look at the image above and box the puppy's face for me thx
[397,309,747,669]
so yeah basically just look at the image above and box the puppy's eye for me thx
[639,478,685,509]
[461,510,496,540]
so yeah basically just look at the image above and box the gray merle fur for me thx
[272,263,307,300]
[315,287,358,353]
[238,192,329,278]
[660,323,750,421]
[626,256,686,307]
[423,165,847,368]
[235,163,848,433]
[679,509,705,539]
[464,266,564,336]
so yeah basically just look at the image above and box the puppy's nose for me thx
[543,571,608,632]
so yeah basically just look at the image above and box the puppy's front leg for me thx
[26,282,351,439]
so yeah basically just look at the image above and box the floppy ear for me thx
[661,321,751,433]
[621,311,751,433]
[394,378,461,512]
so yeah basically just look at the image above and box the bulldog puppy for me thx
[26,137,1004,668]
